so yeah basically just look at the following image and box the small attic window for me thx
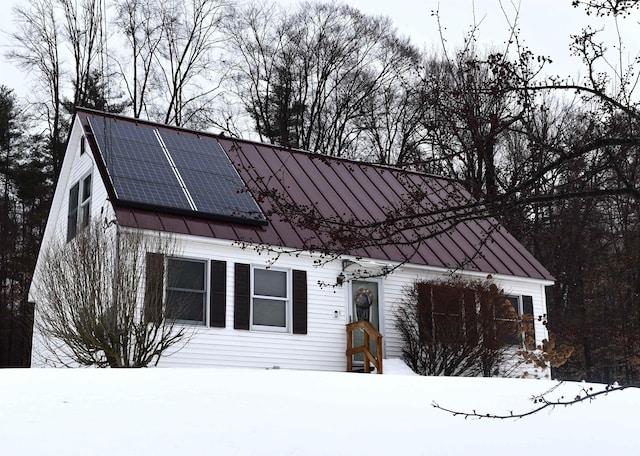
[80,136,86,155]
[67,173,92,242]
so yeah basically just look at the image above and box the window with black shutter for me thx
[415,282,529,349]
[144,256,224,327]
[233,265,307,334]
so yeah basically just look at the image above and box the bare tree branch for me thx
[432,382,633,419]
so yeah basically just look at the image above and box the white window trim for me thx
[506,295,530,348]
[67,172,92,241]
[79,174,92,227]
[250,266,291,333]
[165,257,209,326]
[507,295,523,315]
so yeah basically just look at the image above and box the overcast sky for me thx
[1,0,638,100]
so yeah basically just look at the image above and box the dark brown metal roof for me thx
[79,109,554,282]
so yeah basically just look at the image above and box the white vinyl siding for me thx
[153,233,550,375]
[29,118,112,366]
[156,240,348,370]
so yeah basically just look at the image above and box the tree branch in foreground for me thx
[432,382,632,419]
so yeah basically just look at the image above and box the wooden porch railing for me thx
[346,320,383,374]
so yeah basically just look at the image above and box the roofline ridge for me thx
[75,107,461,185]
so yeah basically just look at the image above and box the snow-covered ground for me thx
[2,359,639,455]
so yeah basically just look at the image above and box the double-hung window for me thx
[506,295,535,349]
[166,258,207,324]
[252,268,289,331]
[67,174,92,241]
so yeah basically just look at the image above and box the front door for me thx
[350,279,381,365]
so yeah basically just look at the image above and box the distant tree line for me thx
[1,0,639,384]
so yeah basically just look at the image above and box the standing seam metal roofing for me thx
[78,109,554,282]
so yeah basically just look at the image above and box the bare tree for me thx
[420,46,532,200]
[225,1,419,157]
[59,0,106,111]
[153,0,230,128]
[112,0,163,119]
[31,221,189,367]
[8,0,108,179]
[8,0,66,179]
[355,60,430,166]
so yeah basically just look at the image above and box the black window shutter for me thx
[234,263,250,330]
[292,269,307,334]
[416,283,433,342]
[522,295,536,349]
[210,260,227,328]
[144,252,165,324]
[67,182,80,241]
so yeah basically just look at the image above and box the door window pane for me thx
[352,280,379,329]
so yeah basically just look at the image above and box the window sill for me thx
[250,325,290,334]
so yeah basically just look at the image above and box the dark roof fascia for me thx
[114,199,268,228]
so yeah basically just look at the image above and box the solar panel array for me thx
[88,116,266,225]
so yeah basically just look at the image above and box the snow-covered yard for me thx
[2,360,638,455]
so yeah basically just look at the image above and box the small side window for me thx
[67,174,92,241]
[80,136,86,155]
[80,174,92,228]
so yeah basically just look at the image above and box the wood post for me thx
[345,320,383,374]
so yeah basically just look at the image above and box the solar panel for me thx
[88,117,192,212]
[87,115,266,225]
[158,131,266,223]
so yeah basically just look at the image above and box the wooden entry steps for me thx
[346,320,383,374]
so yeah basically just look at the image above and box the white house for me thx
[29,109,554,373]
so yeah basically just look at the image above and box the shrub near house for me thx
[396,277,539,377]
